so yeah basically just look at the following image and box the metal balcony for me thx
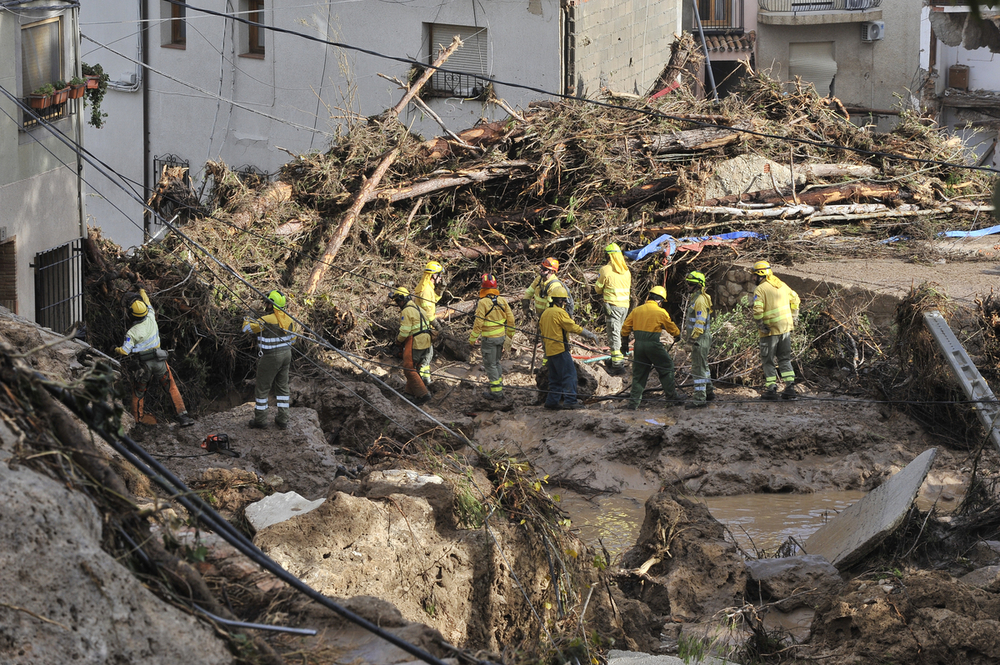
[758,0,882,24]
[688,0,745,33]
[759,0,880,10]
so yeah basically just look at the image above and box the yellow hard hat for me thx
[649,285,667,300]
[391,286,410,299]
[752,260,772,276]
[424,261,443,274]
[605,242,621,253]
[129,298,148,318]
[686,271,706,287]
[267,290,286,308]
[548,283,569,299]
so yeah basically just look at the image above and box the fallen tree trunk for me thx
[377,161,533,203]
[799,163,879,180]
[634,121,751,154]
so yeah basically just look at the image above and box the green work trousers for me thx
[629,332,676,409]
[605,303,628,363]
[689,331,713,403]
[481,335,505,395]
[759,332,794,388]
[254,347,292,426]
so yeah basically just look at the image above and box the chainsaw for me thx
[201,433,240,458]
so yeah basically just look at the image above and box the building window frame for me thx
[240,0,265,58]
[20,15,69,129]
[161,0,186,48]
[425,23,488,99]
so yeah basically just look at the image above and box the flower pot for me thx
[28,93,52,110]
[52,87,70,105]
[85,76,100,89]
[69,83,86,100]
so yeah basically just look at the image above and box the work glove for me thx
[581,329,599,344]
[469,336,480,346]
[758,322,770,335]
[114,346,128,356]
[521,299,532,317]
[503,337,513,355]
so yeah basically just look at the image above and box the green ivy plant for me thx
[81,62,110,128]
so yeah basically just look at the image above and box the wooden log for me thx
[377,161,532,203]
[305,148,399,295]
[386,36,461,120]
[799,163,879,180]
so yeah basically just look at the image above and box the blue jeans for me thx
[545,351,578,407]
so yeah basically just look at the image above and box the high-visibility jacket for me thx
[525,274,574,315]
[414,275,441,322]
[469,291,515,342]
[621,300,680,340]
[752,277,800,337]
[539,305,582,356]
[121,307,161,358]
[397,301,432,350]
[685,291,712,341]
[243,310,296,353]
[594,263,631,307]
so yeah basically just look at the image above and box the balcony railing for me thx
[758,0,880,12]
[689,0,745,33]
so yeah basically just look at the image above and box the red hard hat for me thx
[480,273,498,289]
[540,257,559,272]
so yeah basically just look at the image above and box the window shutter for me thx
[789,42,837,97]
[430,24,487,96]
[22,18,62,94]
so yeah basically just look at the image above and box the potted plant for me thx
[81,62,110,128]
[52,80,70,105]
[28,83,55,109]
[68,76,86,100]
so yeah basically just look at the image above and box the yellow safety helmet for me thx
[547,283,569,299]
[391,286,410,299]
[129,298,148,318]
[752,260,772,276]
[605,242,621,254]
[686,271,706,287]
[540,257,560,272]
[267,290,287,308]
[424,261,443,275]
[649,285,667,300]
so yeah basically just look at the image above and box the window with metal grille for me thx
[427,23,488,98]
[161,0,186,47]
[33,239,84,334]
[241,0,265,57]
[21,16,67,128]
[0,238,16,315]
[235,164,269,187]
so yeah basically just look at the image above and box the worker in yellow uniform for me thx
[751,260,801,400]
[468,273,515,400]
[114,288,195,427]
[539,283,598,410]
[683,271,714,409]
[413,260,445,385]
[621,286,683,410]
[594,242,631,373]
[523,257,574,317]
[242,290,295,429]
[390,287,431,405]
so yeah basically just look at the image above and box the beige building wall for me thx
[571,0,684,97]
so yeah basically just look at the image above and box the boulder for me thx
[745,554,844,612]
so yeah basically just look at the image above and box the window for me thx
[21,16,67,126]
[241,0,265,57]
[34,239,84,334]
[161,0,186,48]
[789,42,837,97]
[427,23,487,98]
[0,238,16,316]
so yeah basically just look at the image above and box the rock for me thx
[245,490,326,531]
[702,155,803,200]
[619,492,747,620]
[970,540,1000,566]
[761,606,815,644]
[745,554,844,612]
[960,565,1000,592]
[607,649,727,665]
[0,432,233,665]
[804,448,937,569]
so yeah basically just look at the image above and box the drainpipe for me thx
[74,5,86,240]
[141,0,150,242]
[691,0,719,101]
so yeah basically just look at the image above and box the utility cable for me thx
[166,0,1000,174]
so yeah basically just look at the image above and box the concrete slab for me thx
[607,649,729,665]
[804,448,937,569]
[245,491,325,532]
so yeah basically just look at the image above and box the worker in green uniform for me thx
[243,290,295,429]
[620,285,684,409]
[751,260,801,400]
[683,271,714,409]
[468,273,515,400]
[594,242,631,372]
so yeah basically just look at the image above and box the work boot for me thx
[413,394,431,406]
[685,400,708,410]
[276,421,288,430]
[544,403,561,410]
[561,402,585,410]
[664,392,687,406]
[782,383,799,400]
[248,419,266,429]
[761,386,779,401]
[706,390,716,402]
[177,412,195,428]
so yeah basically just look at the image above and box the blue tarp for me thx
[623,231,762,262]
[939,224,1000,239]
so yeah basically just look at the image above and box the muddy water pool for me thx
[558,488,869,559]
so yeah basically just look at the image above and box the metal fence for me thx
[690,0,745,32]
[758,0,880,11]
[33,238,84,334]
